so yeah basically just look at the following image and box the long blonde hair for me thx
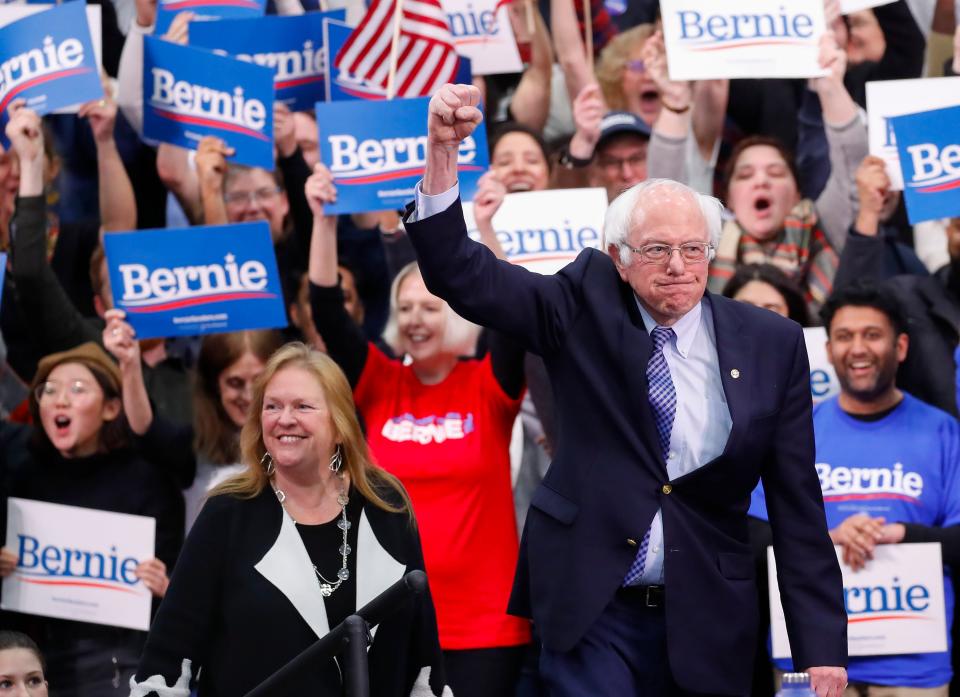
[211,343,412,516]
[596,24,655,112]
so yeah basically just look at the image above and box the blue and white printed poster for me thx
[103,222,287,339]
[190,10,346,112]
[142,36,274,169]
[0,2,102,119]
[316,96,487,214]
[891,105,960,224]
[154,0,267,38]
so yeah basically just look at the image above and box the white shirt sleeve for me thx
[117,18,153,135]
[411,181,460,222]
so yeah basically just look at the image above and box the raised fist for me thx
[305,163,337,217]
[427,84,483,152]
[4,100,43,165]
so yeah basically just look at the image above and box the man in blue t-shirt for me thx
[751,281,960,695]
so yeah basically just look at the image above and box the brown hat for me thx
[31,342,122,396]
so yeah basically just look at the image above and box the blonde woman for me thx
[130,343,448,696]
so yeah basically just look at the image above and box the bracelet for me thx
[661,100,691,114]
[558,148,594,169]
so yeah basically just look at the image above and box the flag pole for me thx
[386,0,405,99]
[583,0,593,73]
[524,0,534,39]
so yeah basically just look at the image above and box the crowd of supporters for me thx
[0,0,959,694]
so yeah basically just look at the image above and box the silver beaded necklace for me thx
[273,471,352,597]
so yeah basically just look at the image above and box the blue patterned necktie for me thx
[623,326,677,586]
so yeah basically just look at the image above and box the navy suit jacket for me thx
[406,199,847,695]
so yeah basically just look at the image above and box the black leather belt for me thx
[617,584,665,608]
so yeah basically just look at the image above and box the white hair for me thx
[382,262,480,358]
[602,178,724,266]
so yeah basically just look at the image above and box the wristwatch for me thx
[558,148,594,169]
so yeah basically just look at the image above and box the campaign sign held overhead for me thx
[441,0,522,76]
[142,36,274,169]
[154,0,266,38]
[890,105,960,224]
[659,0,827,80]
[317,97,488,213]
[189,10,346,112]
[0,2,102,118]
[2,498,156,631]
[103,222,287,339]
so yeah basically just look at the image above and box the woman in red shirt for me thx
[304,165,530,697]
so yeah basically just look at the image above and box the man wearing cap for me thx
[556,84,651,202]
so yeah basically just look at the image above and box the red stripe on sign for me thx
[152,108,270,141]
[125,291,277,313]
[848,614,933,624]
[20,577,142,595]
[0,68,94,114]
[691,39,810,52]
[822,493,919,503]
[275,75,325,89]
[917,178,960,194]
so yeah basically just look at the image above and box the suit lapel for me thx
[255,508,331,639]
[708,294,751,457]
[355,509,406,640]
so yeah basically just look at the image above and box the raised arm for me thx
[102,309,152,435]
[550,0,595,103]
[80,94,137,233]
[306,164,369,386]
[641,30,693,183]
[508,0,554,132]
[195,137,233,226]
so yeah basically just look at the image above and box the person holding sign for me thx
[402,83,848,697]
[305,165,531,697]
[0,343,183,697]
[750,281,960,695]
[707,32,866,317]
[131,343,449,696]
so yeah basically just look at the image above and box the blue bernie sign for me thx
[316,96,488,214]
[103,222,287,339]
[891,105,960,224]
[190,10,345,113]
[154,0,266,38]
[0,2,102,141]
[142,36,274,169]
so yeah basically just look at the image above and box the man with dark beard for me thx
[750,280,960,695]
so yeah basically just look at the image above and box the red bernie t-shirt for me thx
[354,344,530,650]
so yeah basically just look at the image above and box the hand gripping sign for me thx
[142,36,274,169]
[659,0,827,80]
[189,10,346,113]
[316,96,488,214]
[154,0,267,38]
[103,222,287,339]
[0,2,102,134]
[890,105,960,224]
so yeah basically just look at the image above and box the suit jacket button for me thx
[627,538,638,547]
[662,484,673,495]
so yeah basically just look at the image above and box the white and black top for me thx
[129,484,447,696]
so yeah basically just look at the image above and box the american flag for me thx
[334,0,460,98]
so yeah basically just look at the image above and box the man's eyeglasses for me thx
[34,380,95,402]
[623,242,713,264]
[597,153,646,173]
[224,187,281,207]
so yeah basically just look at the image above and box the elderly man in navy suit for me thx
[403,84,848,697]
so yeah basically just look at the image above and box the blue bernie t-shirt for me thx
[749,393,960,687]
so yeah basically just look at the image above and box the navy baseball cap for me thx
[597,111,652,149]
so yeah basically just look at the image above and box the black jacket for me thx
[132,486,447,696]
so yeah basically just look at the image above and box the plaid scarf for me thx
[708,199,839,315]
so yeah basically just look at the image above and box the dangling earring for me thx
[329,445,343,473]
[261,451,275,476]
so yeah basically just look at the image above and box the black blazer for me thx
[131,487,446,696]
[406,199,847,695]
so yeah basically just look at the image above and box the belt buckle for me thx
[645,586,658,608]
[644,585,663,608]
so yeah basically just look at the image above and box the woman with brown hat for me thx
[0,342,184,697]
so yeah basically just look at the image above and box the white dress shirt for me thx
[634,299,732,584]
